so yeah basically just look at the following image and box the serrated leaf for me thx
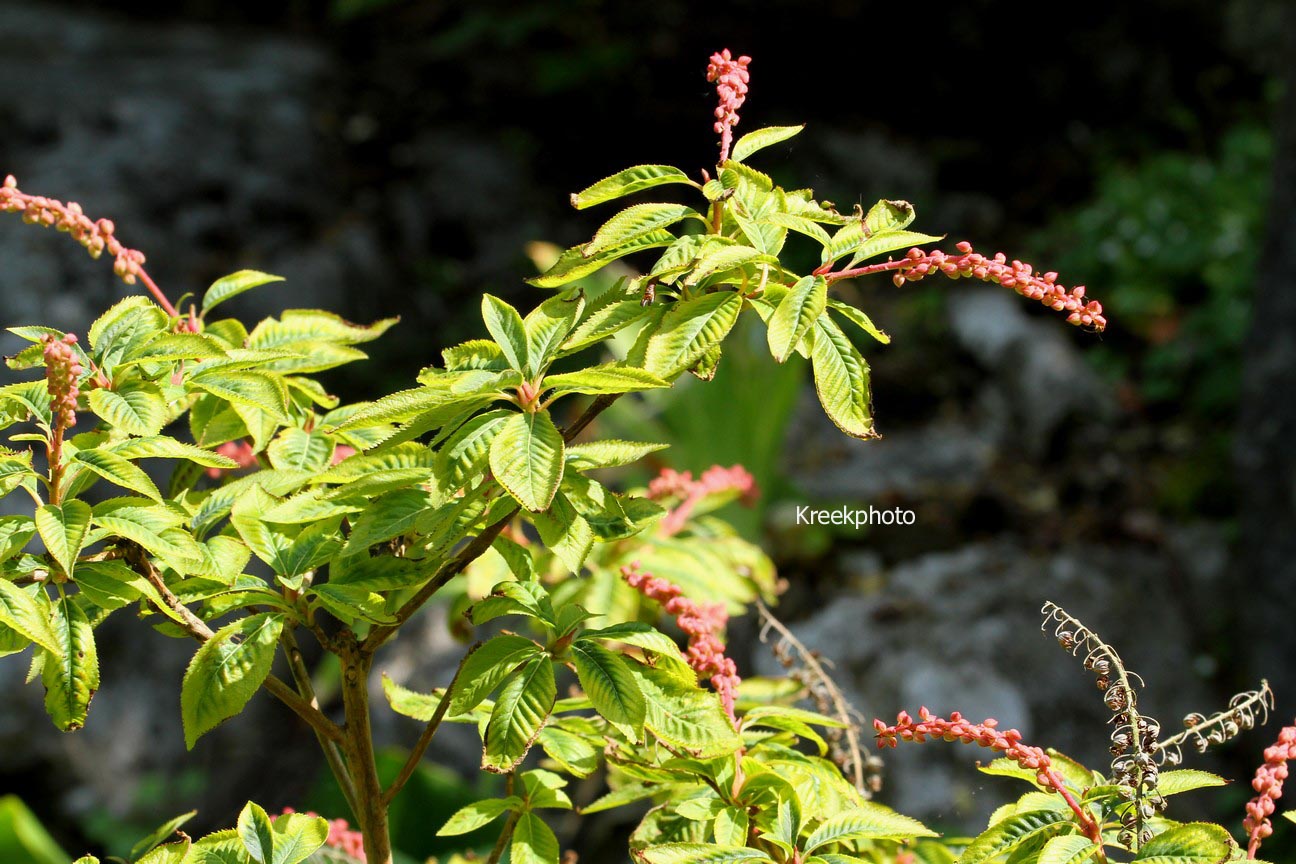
[1157,770,1227,796]
[73,448,162,501]
[110,436,239,468]
[435,409,509,488]
[190,371,288,421]
[438,798,518,836]
[640,845,773,864]
[202,270,284,313]
[511,812,560,864]
[543,363,670,396]
[682,245,773,286]
[0,581,60,656]
[584,204,700,257]
[41,595,98,731]
[266,428,334,472]
[571,639,645,734]
[482,294,530,373]
[958,810,1072,864]
[451,635,543,715]
[35,501,91,578]
[524,290,585,376]
[767,275,826,363]
[482,654,557,773]
[130,811,198,861]
[827,299,890,344]
[804,804,936,851]
[560,291,650,353]
[809,317,876,439]
[571,165,692,209]
[863,199,916,234]
[1132,822,1234,862]
[846,229,944,268]
[640,291,743,379]
[181,613,284,749]
[443,339,508,371]
[632,662,742,757]
[528,230,676,288]
[488,411,565,512]
[87,381,167,436]
[566,439,667,469]
[1038,835,1099,864]
[731,125,805,162]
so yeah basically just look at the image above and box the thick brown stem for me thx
[282,627,359,818]
[340,638,393,864]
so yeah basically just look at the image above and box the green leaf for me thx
[640,845,774,864]
[451,635,544,715]
[265,429,334,472]
[731,125,805,162]
[958,810,1072,864]
[809,317,876,440]
[130,811,198,861]
[1038,835,1099,864]
[41,595,99,731]
[437,798,519,836]
[136,841,191,864]
[632,662,742,757]
[803,804,936,851]
[767,275,826,363]
[443,339,509,372]
[827,299,890,345]
[846,229,944,268]
[0,580,61,655]
[73,449,162,501]
[181,614,285,749]
[434,409,509,488]
[862,199,916,235]
[560,289,650,353]
[35,501,91,578]
[511,812,560,864]
[489,411,565,512]
[528,230,676,288]
[482,294,530,374]
[1132,823,1235,862]
[640,291,744,379]
[482,654,557,773]
[543,363,670,397]
[87,381,168,436]
[681,245,774,287]
[190,372,288,421]
[0,515,35,564]
[571,639,646,734]
[202,270,284,313]
[714,806,749,846]
[265,812,329,864]
[566,439,667,470]
[237,802,275,864]
[524,290,585,376]
[110,436,239,468]
[571,165,692,209]
[584,204,700,257]
[1156,770,1227,796]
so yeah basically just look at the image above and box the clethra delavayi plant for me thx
[9,46,1268,864]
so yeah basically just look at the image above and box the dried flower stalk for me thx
[1157,680,1273,765]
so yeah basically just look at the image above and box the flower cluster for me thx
[873,707,1101,841]
[1243,724,1296,859]
[706,49,751,164]
[1,175,178,318]
[646,463,757,536]
[281,808,366,862]
[622,562,740,723]
[42,334,82,430]
[833,241,1105,331]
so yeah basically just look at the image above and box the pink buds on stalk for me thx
[891,242,1106,331]
[623,562,741,723]
[1243,723,1296,858]
[647,463,757,537]
[2,175,147,285]
[42,334,81,430]
[706,49,751,164]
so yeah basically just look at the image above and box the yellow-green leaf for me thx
[488,411,565,512]
[571,165,692,209]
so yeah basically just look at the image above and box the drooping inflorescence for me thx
[706,49,751,164]
[1243,723,1295,859]
[1,175,178,317]
[622,562,741,723]
[873,707,1103,844]
[1042,601,1163,848]
[646,463,756,536]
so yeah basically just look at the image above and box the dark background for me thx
[1,1,1294,861]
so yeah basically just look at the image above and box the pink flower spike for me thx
[706,49,752,164]
[1243,721,1296,858]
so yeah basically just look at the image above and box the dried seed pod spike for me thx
[1156,680,1274,766]
[1041,601,1163,852]
[756,600,876,797]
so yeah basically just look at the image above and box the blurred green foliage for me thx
[0,796,71,864]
